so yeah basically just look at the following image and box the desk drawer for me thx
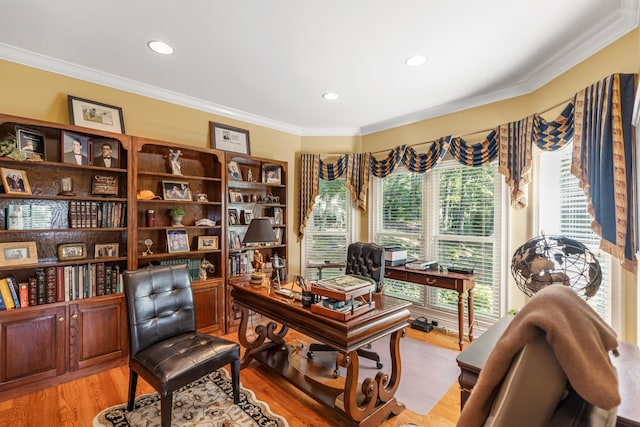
[406,271,457,290]
[384,269,407,281]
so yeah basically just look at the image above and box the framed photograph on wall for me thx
[62,131,90,166]
[167,229,190,253]
[0,241,38,266]
[0,167,32,195]
[197,236,219,250]
[16,127,45,159]
[68,95,125,134]
[210,122,250,155]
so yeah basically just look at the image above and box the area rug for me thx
[306,336,460,416]
[93,368,289,427]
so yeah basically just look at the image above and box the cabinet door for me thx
[0,306,66,388]
[193,279,224,334]
[69,295,127,371]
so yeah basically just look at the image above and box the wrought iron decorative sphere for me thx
[511,234,601,299]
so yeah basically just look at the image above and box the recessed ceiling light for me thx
[147,40,174,55]
[405,55,428,67]
[322,92,339,101]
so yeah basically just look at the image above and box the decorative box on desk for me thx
[309,275,375,321]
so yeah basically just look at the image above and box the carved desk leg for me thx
[340,328,406,426]
[237,306,288,369]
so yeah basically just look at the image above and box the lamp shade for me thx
[242,218,277,244]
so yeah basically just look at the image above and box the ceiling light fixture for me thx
[405,55,428,67]
[147,40,174,55]
[322,92,339,101]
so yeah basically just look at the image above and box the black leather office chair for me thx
[123,264,241,427]
[307,242,385,375]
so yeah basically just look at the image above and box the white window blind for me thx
[537,145,612,324]
[302,179,352,280]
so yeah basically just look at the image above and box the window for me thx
[536,145,614,326]
[302,178,353,280]
[371,161,506,326]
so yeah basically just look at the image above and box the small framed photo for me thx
[57,243,87,261]
[229,190,244,203]
[210,122,250,155]
[197,236,219,250]
[92,175,119,195]
[0,168,32,195]
[16,127,45,159]
[0,241,38,266]
[91,139,120,168]
[243,210,253,225]
[227,161,242,180]
[163,180,192,201]
[228,208,239,225]
[68,95,125,134]
[167,229,190,253]
[95,243,119,259]
[62,131,90,166]
[273,207,282,225]
[262,163,282,184]
[229,231,241,250]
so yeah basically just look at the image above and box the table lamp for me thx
[242,218,277,285]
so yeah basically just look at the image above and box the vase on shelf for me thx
[171,215,184,226]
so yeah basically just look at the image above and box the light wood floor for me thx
[0,328,462,427]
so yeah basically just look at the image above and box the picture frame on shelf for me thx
[229,230,241,250]
[227,161,242,180]
[16,127,45,159]
[92,175,119,195]
[167,229,190,253]
[57,243,87,261]
[162,180,192,201]
[273,207,282,225]
[0,241,38,266]
[68,95,125,134]
[197,236,219,250]
[262,163,282,184]
[61,131,90,166]
[0,167,32,195]
[210,122,250,155]
[228,208,239,225]
[91,139,120,168]
[95,243,119,259]
[229,190,244,203]
[243,210,253,225]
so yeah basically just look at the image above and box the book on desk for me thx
[309,275,376,320]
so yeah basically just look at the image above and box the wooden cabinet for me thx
[131,137,225,334]
[225,154,287,331]
[0,113,129,398]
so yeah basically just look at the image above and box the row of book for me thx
[5,204,53,230]
[0,263,123,310]
[229,253,251,276]
[158,258,202,281]
[69,201,126,228]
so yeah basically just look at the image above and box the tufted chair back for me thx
[124,264,196,356]
[345,242,385,292]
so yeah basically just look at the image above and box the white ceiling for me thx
[0,1,638,136]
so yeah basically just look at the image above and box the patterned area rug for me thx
[93,369,289,427]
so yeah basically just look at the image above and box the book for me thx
[6,276,21,308]
[28,276,37,306]
[314,275,374,292]
[45,266,57,304]
[19,282,29,307]
[0,278,16,309]
[35,269,46,305]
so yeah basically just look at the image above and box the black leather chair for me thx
[123,264,241,427]
[307,242,385,375]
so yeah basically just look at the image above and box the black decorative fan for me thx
[511,234,602,299]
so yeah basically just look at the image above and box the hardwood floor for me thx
[0,328,462,427]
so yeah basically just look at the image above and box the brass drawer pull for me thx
[426,278,437,285]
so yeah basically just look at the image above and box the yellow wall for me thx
[0,28,638,340]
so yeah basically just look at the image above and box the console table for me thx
[456,316,640,426]
[230,282,411,427]
[384,265,477,350]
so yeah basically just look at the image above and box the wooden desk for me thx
[230,282,411,427]
[384,265,477,350]
[456,316,640,426]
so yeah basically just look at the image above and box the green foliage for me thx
[169,208,185,216]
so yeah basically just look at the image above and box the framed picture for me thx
[167,229,190,253]
[229,190,244,203]
[0,167,32,194]
[229,231,241,250]
[210,122,250,155]
[57,243,87,261]
[62,131,90,166]
[95,243,119,258]
[92,175,119,195]
[228,208,239,225]
[227,161,242,180]
[197,236,219,250]
[68,95,125,134]
[243,210,253,225]
[0,241,38,266]
[16,127,45,159]
[273,207,282,225]
[162,180,192,201]
[262,163,282,184]
[91,139,120,168]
